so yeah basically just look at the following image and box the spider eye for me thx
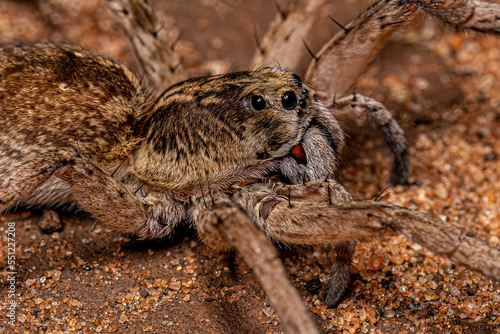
[251,95,266,111]
[299,98,307,109]
[281,91,297,110]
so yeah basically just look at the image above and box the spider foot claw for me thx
[321,260,351,308]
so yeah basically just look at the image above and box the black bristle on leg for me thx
[208,185,215,206]
[328,184,332,205]
[133,167,158,195]
[110,155,129,178]
[328,15,349,34]
[288,185,292,207]
[171,31,182,50]
[373,186,391,202]
[199,182,208,208]
[302,39,318,61]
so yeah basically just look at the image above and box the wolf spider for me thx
[1,0,500,333]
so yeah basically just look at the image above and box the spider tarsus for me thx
[321,269,349,307]
[321,242,356,308]
[390,146,409,185]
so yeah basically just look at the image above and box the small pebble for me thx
[18,314,27,323]
[424,291,437,301]
[303,272,314,281]
[390,254,404,265]
[384,308,395,318]
[25,278,36,287]
[417,308,431,319]
[169,281,181,291]
[119,314,128,324]
[53,270,62,281]
[38,209,63,233]
[364,305,377,324]
[368,253,384,271]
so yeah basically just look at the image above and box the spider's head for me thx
[134,68,342,191]
[233,68,314,159]
[233,69,345,185]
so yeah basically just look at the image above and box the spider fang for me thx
[290,143,307,165]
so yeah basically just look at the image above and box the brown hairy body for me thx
[0,43,150,207]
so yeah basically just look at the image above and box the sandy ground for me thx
[0,0,499,333]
